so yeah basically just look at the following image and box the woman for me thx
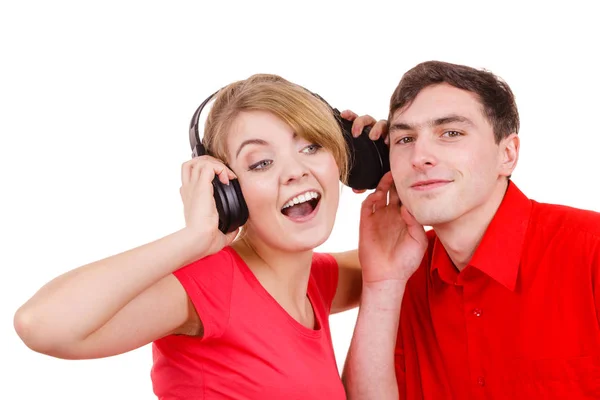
[14,74,372,399]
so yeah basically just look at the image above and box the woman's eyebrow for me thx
[235,138,269,159]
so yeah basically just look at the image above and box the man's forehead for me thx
[391,89,483,126]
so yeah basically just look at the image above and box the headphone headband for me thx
[189,89,220,158]
[188,85,345,158]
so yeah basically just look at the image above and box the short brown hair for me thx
[203,74,349,183]
[389,61,520,143]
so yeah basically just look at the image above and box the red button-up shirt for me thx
[395,181,600,399]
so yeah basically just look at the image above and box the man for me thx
[341,61,600,399]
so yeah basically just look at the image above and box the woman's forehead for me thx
[225,111,306,158]
[227,111,301,144]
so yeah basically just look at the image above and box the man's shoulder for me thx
[531,200,600,238]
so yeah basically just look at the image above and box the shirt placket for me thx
[461,272,488,400]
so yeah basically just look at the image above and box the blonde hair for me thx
[202,74,349,183]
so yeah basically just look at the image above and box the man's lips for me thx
[410,179,452,191]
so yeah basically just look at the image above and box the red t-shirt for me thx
[395,181,600,399]
[151,246,346,400]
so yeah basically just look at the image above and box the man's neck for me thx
[433,180,509,272]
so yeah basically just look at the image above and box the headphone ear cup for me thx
[211,177,249,234]
[339,117,390,190]
[190,91,249,234]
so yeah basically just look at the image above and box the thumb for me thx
[400,205,427,243]
[223,227,241,246]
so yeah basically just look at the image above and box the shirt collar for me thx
[430,181,532,291]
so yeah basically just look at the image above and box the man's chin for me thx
[410,208,450,227]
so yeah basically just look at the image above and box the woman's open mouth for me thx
[281,190,321,220]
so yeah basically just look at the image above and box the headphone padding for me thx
[212,177,249,234]
[339,117,390,190]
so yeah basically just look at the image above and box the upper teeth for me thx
[282,191,320,209]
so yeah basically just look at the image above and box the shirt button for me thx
[472,308,483,317]
[477,376,486,386]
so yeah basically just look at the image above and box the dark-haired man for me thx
[343,61,600,399]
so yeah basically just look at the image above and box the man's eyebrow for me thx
[389,114,475,133]
[235,138,269,159]
[389,122,414,132]
[431,115,475,127]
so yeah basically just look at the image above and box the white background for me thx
[2,1,599,398]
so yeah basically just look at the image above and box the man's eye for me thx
[442,131,462,138]
[249,160,273,171]
[395,137,414,145]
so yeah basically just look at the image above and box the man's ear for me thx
[499,133,519,177]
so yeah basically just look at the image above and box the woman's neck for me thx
[232,234,314,308]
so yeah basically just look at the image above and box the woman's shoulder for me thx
[310,251,338,269]
[175,246,238,277]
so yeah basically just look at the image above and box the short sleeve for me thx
[310,252,339,313]
[173,249,234,340]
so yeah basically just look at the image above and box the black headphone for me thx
[188,87,390,234]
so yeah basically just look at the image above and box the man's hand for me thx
[359,171,428,284]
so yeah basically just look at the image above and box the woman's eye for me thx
[302,144,322,154]
[248,159,273,171]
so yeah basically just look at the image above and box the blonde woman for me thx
[14,74,388,399]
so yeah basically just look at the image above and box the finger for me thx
[181,159,194,186]
[182,155,212,186]
[374,171,394,194]
[202,155,236,181]
[223,227,241,245]
[389,182,401,207]
[189,158,206,188]
[187,156,233,186]
[362,174,393,215]
[340,109,359,121]
[213,162,231,185]
[400,205,418,225]
[360,190,386,219]
[369,119,389,141]
[372,172,395,210]
[228,168,237,181]
[196,164,217,193]
[352,114,377,137]
[372,180,391,211]
[400,205,428,244]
